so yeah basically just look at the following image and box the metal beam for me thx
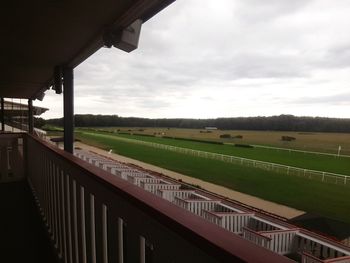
[1,97,4,131]
[28,99,34,134]
[63,67,74,153]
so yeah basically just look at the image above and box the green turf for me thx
[77,130,350,176]
[76,131,350,224]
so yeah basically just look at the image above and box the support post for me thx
[63,67,74,153]
[28,99,34,134]
[0,97,4,132]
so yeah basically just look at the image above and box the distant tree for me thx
[281,136,296,141]
[45,114,350,133]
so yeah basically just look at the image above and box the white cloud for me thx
[36,0,350,119]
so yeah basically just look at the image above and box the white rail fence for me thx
[85,133,350,186]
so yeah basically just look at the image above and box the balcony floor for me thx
[0,180,56,263]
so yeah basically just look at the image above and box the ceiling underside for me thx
[0,0,174,99]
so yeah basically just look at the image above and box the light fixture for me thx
[103,19,142,53]
[53,66,63,94]
[36,92,45,101]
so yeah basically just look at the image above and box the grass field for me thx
[91,127,350,155]
[76,131,350,224]
[77,129,350,176]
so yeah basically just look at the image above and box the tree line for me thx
[39,114,350,133]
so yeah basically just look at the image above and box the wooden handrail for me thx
[26,134,292,263]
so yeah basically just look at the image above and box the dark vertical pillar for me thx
[0,98,4,132]
[28,99,34,134]
[63,67,74,153]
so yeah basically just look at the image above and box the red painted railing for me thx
[24,134,292,263]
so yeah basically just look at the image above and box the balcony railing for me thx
[0,133,289,263]
[0,133,25,183]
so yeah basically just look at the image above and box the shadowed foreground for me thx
[0,181,56,263]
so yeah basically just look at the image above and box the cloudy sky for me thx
[37,0,350,119]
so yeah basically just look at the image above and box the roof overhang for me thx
[2,100,48,116]
[0,0,174,99]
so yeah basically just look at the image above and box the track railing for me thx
[84,133,350,186]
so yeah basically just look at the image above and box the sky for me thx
[36,0,350,119]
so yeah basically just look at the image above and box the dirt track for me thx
[75,142,305,219]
